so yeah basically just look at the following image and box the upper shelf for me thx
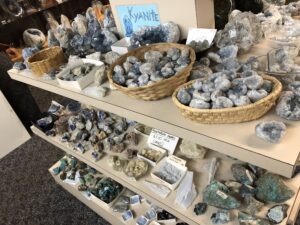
[8,68,300,178]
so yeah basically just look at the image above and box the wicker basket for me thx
[172,75,282,124]
[28,46,66,76]
[108,43,196,101]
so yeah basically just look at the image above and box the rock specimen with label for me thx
[130,22,180,46]
[113,48,190,88]
[255,173,294,203]
[266,204,289,224]
[211,210,231,224]
[238,212,271,225]
[276,91,300,121]
[231,164,256,185]
[255,121,286,143]
[203,180,241,209]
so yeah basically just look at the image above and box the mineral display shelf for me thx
[33,125,300,225]
[8,67,300,178]
[49,161,150,225]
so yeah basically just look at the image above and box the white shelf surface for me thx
[9,68,300,178]
[35,126,300,225]
[49,160,150,225]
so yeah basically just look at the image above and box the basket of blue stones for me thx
[172,71,282,124]
[108,43,196,101]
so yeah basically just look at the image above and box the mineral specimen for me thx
[208,45,239,63]
[244,195,264,215]
[203,180,241,209]
[23,28,46,47]
[179,140,208,159]
[124,159,148,179]
[130,22,180,46]
[255,173,294,203]
[243,75,264,90]
[194,202,208,215]
[157,210,176,220]
[238,212,271,225]
[225,180,242,193]
[267,204,289,224]
[247,89,268,102]
[204,158,219,184]
[211,210,231,224]
[276,91,300,120]
[72,14,88,36]
[96,178,123,204]
[189,65,213,80]
[231,164,256,185]
[126,149,138,159]
[188,40,210,53]
[13,62,26,70]
[189,99,211,109]
[255,121,286,143]
[140,149,162,163]
[177,89,192,105]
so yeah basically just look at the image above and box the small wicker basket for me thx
[108,43,196,101]
[172,75,282,124]
[28,46,66,76]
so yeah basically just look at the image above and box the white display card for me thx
[148,129,179,155]
[186,28,217,45]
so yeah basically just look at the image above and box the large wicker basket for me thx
[172,75,282,124]
[108,43,196,101]
[28,46,66,76]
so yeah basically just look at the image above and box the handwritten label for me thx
[148,129,179,155]
[245,170,254,183]
[116,4,161,37]
[216,190,228,200]
[186,28,217,45]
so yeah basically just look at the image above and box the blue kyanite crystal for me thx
[255,173,294,203]
[59,159,68,170]
[70,34,84,48]
[70,158,77,168]
[97,111,107,121]
[203,180,241,209]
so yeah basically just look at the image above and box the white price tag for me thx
[186,28,217,45]
[148,129,179,155]
[216,190,228,200]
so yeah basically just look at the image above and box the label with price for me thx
[147,129,179,155]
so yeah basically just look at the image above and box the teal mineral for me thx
[255,173,294,203]
[203,180,241,209]
[238,212,271,225]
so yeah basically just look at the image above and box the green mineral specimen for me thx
[203,180,241,209]
[70,158,78,168]
[267,204,289,224]
[231,164,256,185]
[238,212,271,225]
[194,202,208,215]
[59,159,68,170]
[243,195,264,215]
[255,173,294,203]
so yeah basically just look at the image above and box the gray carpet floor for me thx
[0,86,299,225]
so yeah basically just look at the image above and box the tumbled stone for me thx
[231,164,256,185]
[276,91,300,121]
[255,173,294,203]
[211,210,231,224]
[177,89,192,105]
[194,202,208,215]
[203,180,241,209]
[267,204,289,224]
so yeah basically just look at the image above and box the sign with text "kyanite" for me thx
[116,4,161,37]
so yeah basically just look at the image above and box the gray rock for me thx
[193,80,203,90]
[189,65,213,80]
[167,48,181,61]
[238,212,271,225]
[189,99,211,109]
[162,21,181,43]
[267,204,289,224]
[276,91,300,121]
[244,195,264,215]
[244,75,264,90]
[247,89,268,102]
[211,90,225,102]
[144,50,163,63]
[86,52,101,61]
[211,210,231,224]
[288,81,300,96]
[104,51,120,65]
[202,81,215,93]
[262,80,273,93]
[123,62,132,73]
[126,56,140,64]
[214,97,234,109]
[139,63,156,75]
[138,74,149,86]
[112,73,126,85]
[193,91,211,102]
[150,73,164,82]
[113,65,124,75]
[72,14,88,36]
[255,121,286,143]
[177,89,192,105]
[215,77,231,91]
[232,95,251,106]
[241,70,259,78]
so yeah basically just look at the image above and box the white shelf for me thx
[8,68,300,178]
[35,126,300,225]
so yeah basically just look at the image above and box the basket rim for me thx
[28,46,63,64]
[108,43,196,90]
[172,74,282,113]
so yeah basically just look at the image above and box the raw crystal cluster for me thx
[255,173,294,203]
[238,212,271,225]
[124,159,148,179]
[154,161,185,185]
[255,121,286,143]
[58,63,95,81]
[177,71,273,109]
[188,40,210,53]
[231,164,256,185]
[215,12,263,52]
[276,91,300,120]
[203,180,241,209]
[113,195,130,213]
[95,178,124,204]
[112,48,191,88]
[189,65,213,80]
[130,22,180,47]
[46,2,118,56]
[179,140,208,159]
[140,149,162,163]
[267,204,289,224]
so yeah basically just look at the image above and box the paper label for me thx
[245,170,253,183]
[168,155,186,167]
[216,190,228,199]
[116,4,161,37]
[148,129,179,155]
[186,28,217,45]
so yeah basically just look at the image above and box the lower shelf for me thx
[34,125,300,225]
[49,159,151,225]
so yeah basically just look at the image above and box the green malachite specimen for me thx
[203,180,241,209]
[238,212,271,225]
[255,173,294,203]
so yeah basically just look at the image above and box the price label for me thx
[148,129,179,155]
